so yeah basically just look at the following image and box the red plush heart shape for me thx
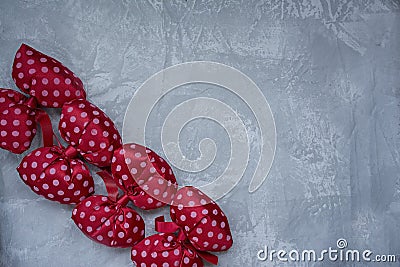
[59,99,122,168]
[170,186,233,252]
[12,43,86,107]
[72,195,145,248]
[0,89,37,154]
[131,233,204,267]
[111,143,178,210]
[17,146,94,204]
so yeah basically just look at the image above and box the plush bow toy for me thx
[0,89,51,153]
[59,99,122,168]
[17,144,95,204]
[12,43,86,107]
[131,186,233,267]
[16,97,121,204]
[72,143,180,247]
[111,143,178,210]
[72,171,145,247]
[0,43,86,154]
[8,44,121,204]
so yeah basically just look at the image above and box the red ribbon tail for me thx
[155,216,181,233]
[183,239,219,265]
[35,110,54,147]
[97,170,119,202]
[196,250,219,265]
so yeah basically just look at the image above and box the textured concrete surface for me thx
[0,0,400,266]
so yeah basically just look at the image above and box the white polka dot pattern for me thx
[131,186,233,267]
[131,233,204,267]
[72,195,145,248]
[170,187,233,252]
[0,89,37,154]
[16,146,94,204]
[2,44,236,265]
[111,143,178,210]
[11,43,86,107]
[59,99,122,167]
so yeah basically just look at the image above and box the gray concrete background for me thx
[0,0,400,266]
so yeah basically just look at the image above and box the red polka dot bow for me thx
[15,97,122,204]
[8,43,120,204]
[17,144,95,204]
[59,99,122,168]
[72,170,145,247]
[131,186,233,267]
[111,143,178,210]
[0,43,86,154]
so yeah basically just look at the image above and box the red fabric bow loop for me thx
[96,170,119,202]
[64,145,79,159]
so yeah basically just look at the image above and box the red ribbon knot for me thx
[155,216,219,265]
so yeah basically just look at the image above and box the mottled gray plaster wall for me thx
[0,1,400,266]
